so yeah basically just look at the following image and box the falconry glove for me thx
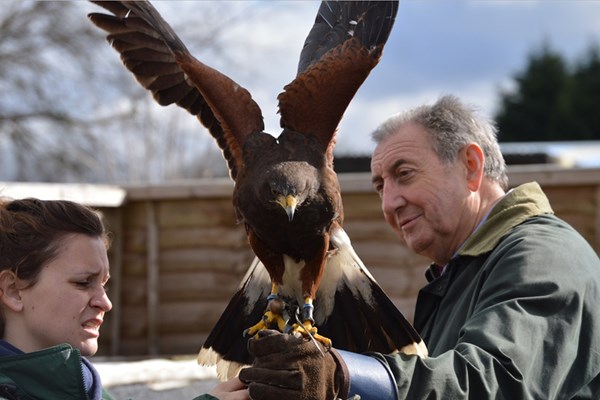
[239,329,350,400]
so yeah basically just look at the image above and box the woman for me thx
[0,198,247,400]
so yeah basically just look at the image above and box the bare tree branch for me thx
[0,0,265,183]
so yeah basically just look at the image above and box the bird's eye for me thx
[271,189,278,196]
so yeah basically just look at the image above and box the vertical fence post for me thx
[146,201,160,355]
[109,208,124,356]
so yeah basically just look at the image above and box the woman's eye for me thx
[75,280,91,288]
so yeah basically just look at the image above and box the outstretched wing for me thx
[278,1,399,162]
[297,0,398,75]
[88,1,264,181]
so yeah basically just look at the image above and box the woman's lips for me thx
[82,318,103,337]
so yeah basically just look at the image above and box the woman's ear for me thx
[461,143,484,192]
[0,270,23,312]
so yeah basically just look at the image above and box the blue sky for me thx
[93,1,600,156]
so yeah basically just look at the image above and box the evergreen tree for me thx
[571,43,600,140]
[495,43,574,142]
[496,42,600,142]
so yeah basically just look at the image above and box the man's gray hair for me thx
[371,95,508,190]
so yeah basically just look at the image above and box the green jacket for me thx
[377,182,600,399]
[0,342,223,400]
[0,343,227,400]
[0,343,115,400]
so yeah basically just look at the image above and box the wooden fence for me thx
[3,166,599,357]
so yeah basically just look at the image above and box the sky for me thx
[91,1,600,157]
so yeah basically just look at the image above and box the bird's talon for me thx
[291,321,332,348]
[243,320,265,337]
[301,320,318,335]
[244,305,289,337]
[318,335,333,349]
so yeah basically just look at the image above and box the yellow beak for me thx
[277,194,297,222]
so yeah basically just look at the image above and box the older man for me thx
[239,95,600,399]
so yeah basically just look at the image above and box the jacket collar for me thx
[459,181,553,257]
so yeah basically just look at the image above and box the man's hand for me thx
[208,377,249,400]
[238,330,349,400]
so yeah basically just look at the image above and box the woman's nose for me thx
[91,288,113,312]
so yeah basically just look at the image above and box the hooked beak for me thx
[276,194,298,222]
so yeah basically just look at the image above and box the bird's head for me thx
[270,181,301,222]
[265,162,319,222]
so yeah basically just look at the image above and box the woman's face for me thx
[15,233,112,356]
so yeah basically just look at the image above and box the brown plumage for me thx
[89,0,426,380]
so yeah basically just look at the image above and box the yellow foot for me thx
[243,298,289,337]
[292,320,332,349]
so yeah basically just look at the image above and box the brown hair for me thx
[0,198,110,336]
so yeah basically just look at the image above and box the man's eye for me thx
[75,280,91,287]
[396,169,414,180]
[372,180,383,196]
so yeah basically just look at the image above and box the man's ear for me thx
[461,143,485,192]
[0,270,23,312]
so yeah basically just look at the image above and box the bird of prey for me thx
[88,0,427,380]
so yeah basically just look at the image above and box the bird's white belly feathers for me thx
[280,227,377,325]
[240,227,378,325]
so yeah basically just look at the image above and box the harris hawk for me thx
[88,0,427,380]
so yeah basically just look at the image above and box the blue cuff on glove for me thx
[336,349,398,400]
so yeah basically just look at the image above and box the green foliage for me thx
[570,45,600,140]
[495,42,600,142]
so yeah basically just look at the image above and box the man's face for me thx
[370,122,474,265]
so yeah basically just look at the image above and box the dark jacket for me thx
[0,342,115,400]
[377,182,600,399]
[0,340,221,400]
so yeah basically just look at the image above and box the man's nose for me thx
[381,182,406,215]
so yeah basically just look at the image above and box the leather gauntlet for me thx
[239,330,350,400]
